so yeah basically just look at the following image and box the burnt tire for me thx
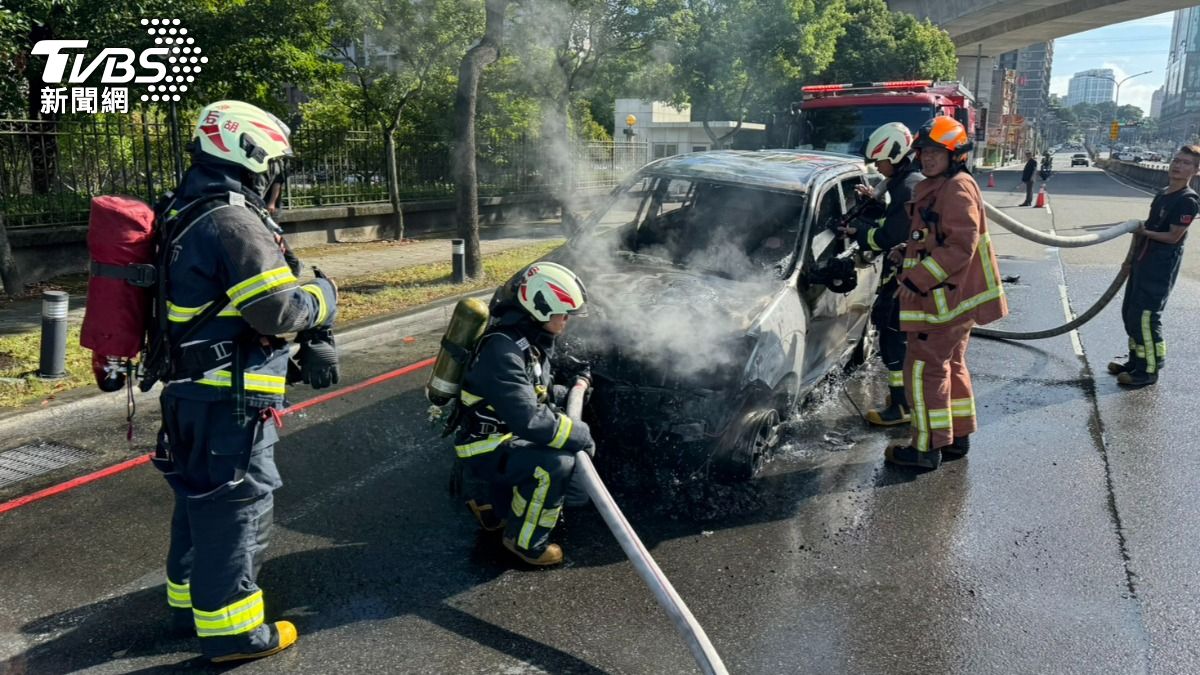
[718,407,781,481]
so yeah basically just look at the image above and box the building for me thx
[984,67,1024,165]
[1161,8,1200,140]
[997,41,1054,147]
[1065,69,1115,107]
[613,99,766,158]
[1151,86,1165,119]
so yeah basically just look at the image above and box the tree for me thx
[330,0,480,240]
[508,0,684,221]
[453,0,510,279]
[673,0,849,148]
[816,0,956,85]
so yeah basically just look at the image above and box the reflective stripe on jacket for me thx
[898,171,1008,332]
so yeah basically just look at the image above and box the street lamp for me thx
[1097,70,1151,145]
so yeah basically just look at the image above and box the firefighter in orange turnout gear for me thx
[886,117,1008,470]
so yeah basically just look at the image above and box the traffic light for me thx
[1110,121,1120,141]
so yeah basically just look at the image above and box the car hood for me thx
[551,252,780,383]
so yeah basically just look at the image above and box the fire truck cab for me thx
[775,80,976,158]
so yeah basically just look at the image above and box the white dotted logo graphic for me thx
[138,18,202,102]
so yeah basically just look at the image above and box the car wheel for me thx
[719,406,781,481]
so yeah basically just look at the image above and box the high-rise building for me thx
[1161,8,1200,139]
[997,41,1054,142]
[1151,86,1165,119]
[1065,69,1115,107]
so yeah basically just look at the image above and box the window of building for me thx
[653,143,679,159]
[692,145,707,153]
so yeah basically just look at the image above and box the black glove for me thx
[295,327,339,389]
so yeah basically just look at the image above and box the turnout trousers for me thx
[872,282,907,400]
[463,438,576,555]
[1121,248,1183,375]
[904,321,977,452]
[154,391,283,659]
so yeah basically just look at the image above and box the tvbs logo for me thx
[33,18,204,113]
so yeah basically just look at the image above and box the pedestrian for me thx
[885,117,1009,470]
[453,262,595,566]
[1108,145,1200,387]
[839,122,923,426]
[153,101,339,662]
[1019,151,1037,205]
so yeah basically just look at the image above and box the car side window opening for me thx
[805,185,844,270]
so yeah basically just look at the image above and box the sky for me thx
[1049,11,1175,114]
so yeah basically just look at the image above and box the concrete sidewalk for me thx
[0,222,565,335]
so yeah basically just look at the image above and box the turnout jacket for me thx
[454,308,592,458]
[162,163,337,406]
[898,170,1008,332]
[853,162,924,285]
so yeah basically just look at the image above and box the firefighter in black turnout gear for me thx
[1109,145,1200,388]
[455,263,594,566]
[840,122,923,425]
[151,101,338,663]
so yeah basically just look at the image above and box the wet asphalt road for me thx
[0,158,1197,674]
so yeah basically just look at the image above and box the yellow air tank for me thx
[426,297,490,405]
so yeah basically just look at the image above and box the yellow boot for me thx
[503,538,563,566]
[865,386,911,427]
[210,621,298,663]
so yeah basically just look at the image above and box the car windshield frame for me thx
[575,172,811,281]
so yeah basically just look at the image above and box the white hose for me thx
[566,379,729,675]
[983,201,1139,247]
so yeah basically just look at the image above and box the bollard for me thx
[451,238,466,284]
[38,290,68,379]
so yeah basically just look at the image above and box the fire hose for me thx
[968,203,1140,341]
[565,377,729,675]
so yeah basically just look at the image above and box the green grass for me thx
[336,241,562,323]
[0,241,561,409]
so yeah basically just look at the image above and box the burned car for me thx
[544,150,882,480]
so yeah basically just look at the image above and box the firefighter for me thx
[1108,145,1200,387]
[455,262,595,566]
[886,117,1008,470]
[153,101,338,662]
[839,122,924,426]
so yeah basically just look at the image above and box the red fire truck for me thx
[775,80,977,156]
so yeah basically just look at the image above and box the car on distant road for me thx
[1071,153,1089,167]
[539,150,881,481]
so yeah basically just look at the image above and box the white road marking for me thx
[1059,283,1084,357]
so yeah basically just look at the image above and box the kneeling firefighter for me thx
[453,262,595,566]
[887,116,1008,470]
[151,101,338,662]
[840,122,924,426]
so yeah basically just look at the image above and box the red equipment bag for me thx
[80,195,157,391]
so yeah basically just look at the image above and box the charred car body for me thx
[537,151,883,480]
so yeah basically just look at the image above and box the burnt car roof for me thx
[639,150,865,194]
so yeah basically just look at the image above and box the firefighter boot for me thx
[885,444,942,470]
[941,435,971,459]
[1108,341,1143,375]
[210,621,298,663]
[466,499,506,532]
[866,386,910,427]
[1117,370,1158,388]
[503,538,564,566]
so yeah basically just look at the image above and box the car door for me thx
[798,180,849,386]
[837,173,878,345]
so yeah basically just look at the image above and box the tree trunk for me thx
[549,96,577,228]
[0,213,23,297]
[384,123,405,241]
[27,24,59,195]
[453,0,509,279]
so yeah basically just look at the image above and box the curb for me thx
[0,290,488,440]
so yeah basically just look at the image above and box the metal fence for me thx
[0,114,651,230]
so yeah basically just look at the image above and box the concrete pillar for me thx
[956,53,994,111]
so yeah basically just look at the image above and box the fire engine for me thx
[771,80,977,157]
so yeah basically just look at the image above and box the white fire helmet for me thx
[864,122,913,164]
[190,100,292,174]
[517,262,588,322]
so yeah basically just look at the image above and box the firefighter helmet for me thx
[190,100,292,174]
[865,123,913,163]
[913,116,972,161]
[517,262,588,322]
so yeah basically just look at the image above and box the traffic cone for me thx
[1035,184,1047,208]
[987,172,995,188]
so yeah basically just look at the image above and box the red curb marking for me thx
[0,357,436,516]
